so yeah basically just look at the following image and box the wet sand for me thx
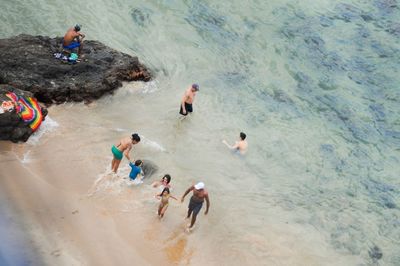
[0,138,192,265]
[0,101,364,266]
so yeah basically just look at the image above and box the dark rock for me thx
[131,8,152,27]
[374,0,397,13]
[386,22,400,36]
[289,71,313,92]
[380,195,397,209]
[370,40,391,58]
[185,2,238,46]
[369,104,386,121]
[320,144,334,153]
[357,26,371,38]
[360,13,375,22]
[362,179,397,193]
[0,34,151,142]
[333,3,363,22]
[385,130,400,139]
[319,15,334,27]
[272,89,294,104]
[141,160,159,178]
[318,76,338,90]
[369,245,383,261]
[0,34,152,104]
[0,85,47,142]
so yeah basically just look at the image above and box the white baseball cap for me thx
[194,182,205,190]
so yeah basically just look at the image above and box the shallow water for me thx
[1,0,400,265]
[0,185,42,266]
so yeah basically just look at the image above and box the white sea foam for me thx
[27,116,59,145]
[122,80,159,94]
[141,136,166,152]
[140,81,159,94]
[114,127,127,132]
[87,164,143,197]
[17,150,32,164]
[2,0,399,264]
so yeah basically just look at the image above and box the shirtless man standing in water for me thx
[223,132,248,155]
[179,84,199,117]
[111,133,141,173]
[63,24,85,55]
[181,182,210,231]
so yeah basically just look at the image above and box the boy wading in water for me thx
[222,132,248,155]
[157,187,177,219]
[111,133,140,173]
[181,182,210,231]
[128,159,143,181]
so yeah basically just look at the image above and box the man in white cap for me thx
[181,182,210,231]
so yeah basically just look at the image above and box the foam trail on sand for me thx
[20,150,31,164]
[27,116,59,145]
[87,165,143,197]
[122,81,159,94]
[141,136,166,152]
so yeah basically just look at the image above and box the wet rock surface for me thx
[0,34,152,142]
[0,34,152,104]
[0,85,48,142]
[0,34,151,142]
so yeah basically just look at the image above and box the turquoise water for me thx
[1,0,400,264]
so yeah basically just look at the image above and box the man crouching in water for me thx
[63,24,85,55]
[111,133,141,173]
[181,182,210,231]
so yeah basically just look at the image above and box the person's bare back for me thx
[111,133,141,173]
[62,24,85,55]
[63,28,80,46]
[116,136,133,154]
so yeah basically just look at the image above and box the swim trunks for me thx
[179,102,193,116]
[188,196,203,215]
[63,41,81,50]
[111,145,123,160]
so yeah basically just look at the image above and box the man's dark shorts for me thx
[188,197,203,215]
[179,102,193,116]
[63,41,81,50]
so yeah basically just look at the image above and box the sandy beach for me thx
[0,125,196,265]
[0,103,362,266]
[1,0,399,264]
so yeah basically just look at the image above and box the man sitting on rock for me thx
[63,24,85,56]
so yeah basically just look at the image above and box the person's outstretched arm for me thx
[222,140,239,150]
[204,194,210,215]
[124,146,132,161]
[181,186,193,202]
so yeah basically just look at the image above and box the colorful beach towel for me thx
[6,92,44,131]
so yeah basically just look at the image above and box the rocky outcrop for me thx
[0,34,152,142]
[0,34,152,104]
[0,85,48,142]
